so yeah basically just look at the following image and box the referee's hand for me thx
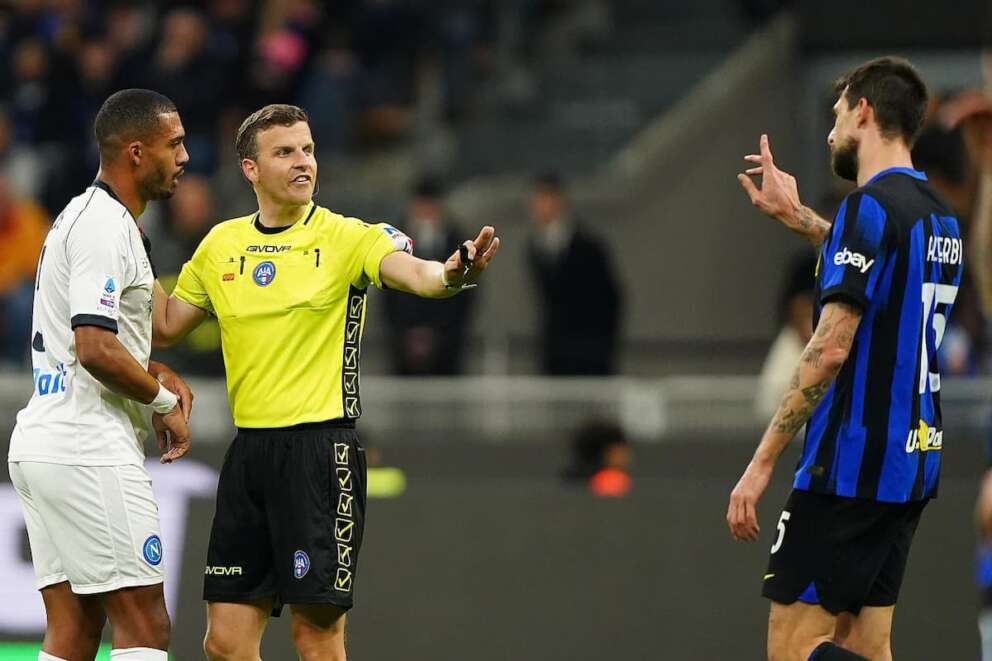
[443,226,500,289]
[154,407,191,464]
[727,460,772,542]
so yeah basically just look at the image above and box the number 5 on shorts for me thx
[771,510,791,554]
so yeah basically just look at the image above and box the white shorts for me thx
[9,461,165,594]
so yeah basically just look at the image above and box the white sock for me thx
[109,648,168,660]
[39,652,68,661]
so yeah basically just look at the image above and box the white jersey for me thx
[8,182,155,466]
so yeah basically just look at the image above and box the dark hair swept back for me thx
[834,56,928,146]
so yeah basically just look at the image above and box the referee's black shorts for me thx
[761,489,927,616]
[203,420,367,614]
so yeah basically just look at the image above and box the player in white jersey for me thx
[7,90,193,661]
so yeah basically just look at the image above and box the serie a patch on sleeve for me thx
[97,275,119,315]
[382,225,414,255]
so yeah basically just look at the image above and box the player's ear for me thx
[241,158,258,184]
[128,142,142,166]
[855,97,872,129]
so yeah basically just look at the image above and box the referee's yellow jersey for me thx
[172,202,412,428]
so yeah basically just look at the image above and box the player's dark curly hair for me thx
[235,104,310,162]
[834,56,928,147]
[94,89,177,160]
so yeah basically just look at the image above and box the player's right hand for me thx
[737,134,804,232]
[443,225,500,288]
[727,460,772,542]
[154,406,191,464]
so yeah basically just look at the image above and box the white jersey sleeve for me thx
[67,214,131,333]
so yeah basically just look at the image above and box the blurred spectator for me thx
[755,252,816,419]
[382,177,474,375]
[561,418,631,497]
[299,38,361,158]
[145,174,224,375]
[920,93,992,374]
[125,7,227,173]
[527,172,621,375]
[0,171,48,367]
[0,104,43,200]
[977,447,992,661]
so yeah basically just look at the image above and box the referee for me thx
[153,104,499,660]
[729,58,961,660]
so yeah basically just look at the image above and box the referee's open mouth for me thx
[290,174,312,185]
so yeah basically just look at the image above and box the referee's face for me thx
[139,111,189,200]
[251,122,317,207]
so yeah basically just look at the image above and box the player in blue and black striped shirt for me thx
[728,57,962,661]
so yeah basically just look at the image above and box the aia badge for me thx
[252,260,276,286]
[383,225,414,255]
[293,550,310,579]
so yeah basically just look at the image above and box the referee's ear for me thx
[241,158,258,184]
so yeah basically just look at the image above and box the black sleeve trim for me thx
[820,286,867,312]
[70,314,119,334]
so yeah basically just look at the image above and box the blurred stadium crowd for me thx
[1,0,990,393]
[0,0,632,375]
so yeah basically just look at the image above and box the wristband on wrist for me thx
[150,383,179,414]
[440,264,477,291]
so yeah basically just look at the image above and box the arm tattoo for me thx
[795,206,831,246]
[801,347,823,368]
[772,377,833,434]
[770,302,862,436]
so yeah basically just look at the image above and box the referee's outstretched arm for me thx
[151,280,207,348]
[379,225,501,297]
[727,298,863,542]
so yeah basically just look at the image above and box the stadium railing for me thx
[1,373,988,445]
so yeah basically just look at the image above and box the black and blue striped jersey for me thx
[795,167,963,503]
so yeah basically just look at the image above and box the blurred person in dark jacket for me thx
[382,177,474,375]
[527,172,622,375]
[0,171,49,366]
[124,8,226,173]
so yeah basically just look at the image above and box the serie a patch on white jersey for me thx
[96,275,119,315]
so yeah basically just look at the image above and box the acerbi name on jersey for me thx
[905,419,942,453]
[926,236,963,265]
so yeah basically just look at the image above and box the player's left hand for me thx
[154,407,191,464]
[727,460,773,542]
[151,364,194,422]
[443,225,500,289]
[738,134,804,233]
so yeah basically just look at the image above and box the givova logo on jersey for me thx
[834,247,874,274]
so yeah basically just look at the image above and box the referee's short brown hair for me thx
[235,104,309,162]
